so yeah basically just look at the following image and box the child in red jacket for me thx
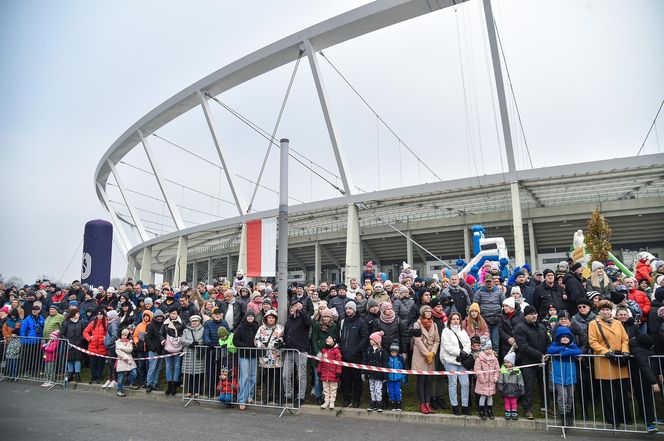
[318,335,342,409]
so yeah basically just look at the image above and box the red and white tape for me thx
[67,342,184,361]
[307,354,543,376]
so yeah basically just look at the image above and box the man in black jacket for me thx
[144,309,165,392]
[282,299,312,407]
[629,333,661,432]
[514,305,550,419]
[336,300,368,408]
[563,263,586,315]
[533,269,566,318]
[220,289,244,331]
[442,274,471,320]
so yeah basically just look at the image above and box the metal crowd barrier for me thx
[545,353,664,436]
[0,336,69,389]
[180,345,303,417]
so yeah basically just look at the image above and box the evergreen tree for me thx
[585,208,612,263]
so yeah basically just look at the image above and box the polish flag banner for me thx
[245,217,277,277]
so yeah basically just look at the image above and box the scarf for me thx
[69,316,79,323]
[380,303,395,324]
[432,309,445,319]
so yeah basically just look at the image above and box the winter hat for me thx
[610,290,625,305]
[470,335,481,346]
[262,310,277,323]
[49,304,61,314]
[107,310,119,321]
[636,333,654,350]
[558,310,571,320]
[465,275,476,286]
[68,300,79,309]
[597,300,614,311]
[510,286,521,296]
[419,305,433,317]
[587,291,601,301]
[576,298,592,307]
[389,340,400,353]
[262,297,273,306]
[502,297,516,310]
[367,298,379,310]
[591,261,604,272]
[0,306,9,314]
[656,261,664,270]
[50,330,60,339]
[217,327,229,339]
[121,328,130,337]
[523,305,537,316]
[429,296,442,308]
[321,308,334,319]
[542,268,555,277]
[366,261,373,269]
[345,301,357,313]
[369,331,383,346]
[570,262,582,272]
[480,337,492,351]
[504,352,516,365]
[250,292,261,300]
[153,309,165,319]
[468,303,481,314]
[657,275,664,286]
[326,335,337,346]
[189,315,202,322]
[144,297,153,306]
[655,287,664,303]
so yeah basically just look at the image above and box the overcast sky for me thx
[1,0,662,286]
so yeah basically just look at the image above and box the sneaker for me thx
[505,413,511,420]
[129,384,140,390]
[40,382,50,387]
[526,410,534,420]
[108,380,118,388]
[116,391,126,397]
[647,424,658,433]
[102,380,111,388]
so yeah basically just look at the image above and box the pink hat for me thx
[0,306,9,314]
[369,331,384,346]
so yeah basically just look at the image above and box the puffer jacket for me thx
[497,366,524,397]
[133,310,152,352]
[514,319,550,365]
[336,314,368,362]
[547,326,581,385]
[474,351,500,395]
[317,345,342,381]
[628,288,651,317]
[181,324,206,374]
[60,318,85,361]
[83,318,108,356]
[472,286,504,325]
[115,338,136,372]
[440,325,471,366]
[363,345,387,380]
[20,314,45,344]
[393,297,414,323]
[571,310,596,353]
[370,317,409,354]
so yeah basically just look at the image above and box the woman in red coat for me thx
[318,335,342,409]
[83,309,108,384]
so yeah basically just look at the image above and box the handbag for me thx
[164,334,182,353]
[595,320,621,365]
[453,331,475,370]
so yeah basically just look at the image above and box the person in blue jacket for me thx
[386,340,406,411]
[20,304,45,376]
[547,326,581,427]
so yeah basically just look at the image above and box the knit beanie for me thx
[504,352,516,365]
[591,261,604,272]
[523,305,537,316]
[345,301,357,313]
[217,327,229,339]
[480,337,492,351]
[389,340,400,353]
[369,331,383,346]
[502,297,516,310]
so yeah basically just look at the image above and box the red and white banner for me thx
[245,217,277,277]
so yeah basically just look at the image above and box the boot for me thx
[565,411,575,427]
[425,402,434,414]
[76,373,81,383]
[352,399,360,409]
[394,401,402,412]
[479,406,487,420]
[462,406,470,416]
[376,401,383,413]
[166,381,173,396]
[419,403,429,414]
[487,405,494,420]
[173,382,180,395]
[452,405,460,416]
[560,412,566,426]
[367,401,375,412]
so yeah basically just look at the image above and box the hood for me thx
[141,310,153,323]
[554,326,573,343]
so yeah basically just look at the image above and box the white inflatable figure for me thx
[571,230,590,271]
[573,230,584,249]
[637,251,656,263]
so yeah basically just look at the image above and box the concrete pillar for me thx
[510,182,526,266]
[150,271,156,284]
[226,255,232,279]
[528,219,537,272]
[126,260,135,281]
[406,230,414,266]
[314,242,321,286]
[173,235,189,285]
[207,258,213,284]
[140,246,152,284]
[192,259,199,284]
[463,227,471,261]
[345,203,361,284]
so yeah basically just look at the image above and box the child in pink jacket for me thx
[42,330,61,387]
[474,337,499,420]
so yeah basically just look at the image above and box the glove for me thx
[622,352,630,358]
[425,352,435,365]
[458,350,468,359]
[605,352,617,360]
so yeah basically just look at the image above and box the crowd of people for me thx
[1,256,664,430]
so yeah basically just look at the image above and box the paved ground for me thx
[0,381,650,441]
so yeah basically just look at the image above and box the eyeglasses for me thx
[577,305,589,309]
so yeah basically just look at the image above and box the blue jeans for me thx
[67,360,81,373]
[489,324,500,352]
[387,380,402,401]
[147,351,162,386]
[117,369,137,392]
[238,357,257,404]
[7,359,19,378]
[312,364,321,398]
[444,362,469,407]
[165,354,181,382]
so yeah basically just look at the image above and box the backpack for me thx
[625,299,642,322]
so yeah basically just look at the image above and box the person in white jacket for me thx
[440,312,472,415]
